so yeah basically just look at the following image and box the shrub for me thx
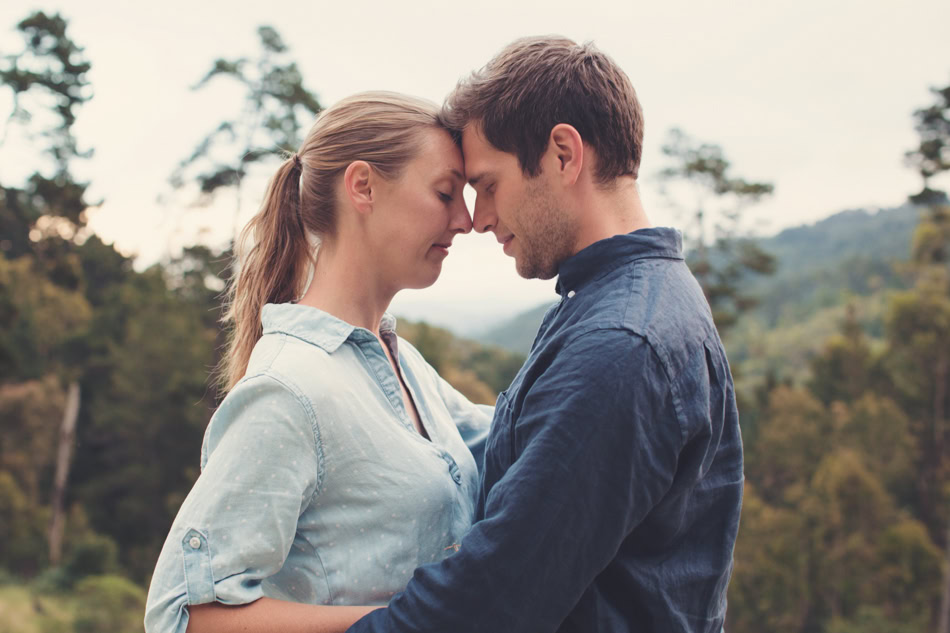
[72,575,146,633]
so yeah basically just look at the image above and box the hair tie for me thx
[292,153,302,168]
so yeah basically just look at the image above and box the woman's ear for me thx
[343,160,375,215]
[546,123,584,186]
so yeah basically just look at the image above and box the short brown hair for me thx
[442,36,644,183]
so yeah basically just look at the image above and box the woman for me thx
[145,92,492,633]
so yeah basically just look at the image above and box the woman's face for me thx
[371,128,472,291]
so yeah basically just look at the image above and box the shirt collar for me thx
[261,303,397,353]
[555,227,684,297]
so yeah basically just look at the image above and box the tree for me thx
[728,485,810,633]
[0,12,99,566]
[168,25,323,239]
[0,11,94,265]
[657,128,776,331]
[743,385,832,506]
[807,304,878,406]
[906,80,950,206]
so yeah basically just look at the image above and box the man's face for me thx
[461,124,577,280]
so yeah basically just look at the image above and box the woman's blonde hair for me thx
[219,91,443,391]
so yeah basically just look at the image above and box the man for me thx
[349,36,743,633]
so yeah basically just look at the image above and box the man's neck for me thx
[571,177,651,256]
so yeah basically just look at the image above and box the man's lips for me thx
[499,235,514,255]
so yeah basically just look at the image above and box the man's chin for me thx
[514,257,556,281]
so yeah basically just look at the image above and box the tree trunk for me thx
[938,520,950,633]
[48,381,80,566]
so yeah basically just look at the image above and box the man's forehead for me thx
[461,124,492,183]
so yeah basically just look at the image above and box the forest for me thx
[1,10,949,633]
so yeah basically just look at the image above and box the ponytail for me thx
[218,154,310,391]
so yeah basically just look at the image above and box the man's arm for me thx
[348,329,684,633]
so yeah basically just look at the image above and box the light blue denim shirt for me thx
[144,303,492,633]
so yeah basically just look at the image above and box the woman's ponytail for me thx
[218,154,310,391]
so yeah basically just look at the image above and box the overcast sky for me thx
[1,0,949,333]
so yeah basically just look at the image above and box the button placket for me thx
[356,338,412,431]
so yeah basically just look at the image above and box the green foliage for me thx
[0,584,72,633]
[0,256,92,380]
[873,519,943,622]
[72,575,146,633]
[0,376,65,503]
[734,278,947,632]
[60,533,119,586]
[744,385,832,505]
[807,306,877,405]
[0,472,48,575]
[169,25,322,214]
[70,265,217,580]
[397,318,524,403]
[728,486,810,633]
[0,11,94,261]
[658,128,776,331]
[905,80,950,200]
[827,606,928,633]
[835,394,917,502]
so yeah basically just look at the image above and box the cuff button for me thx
[189,536,201,549]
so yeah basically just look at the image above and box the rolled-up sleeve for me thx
[145,374,323,633]
[348,329,682,633]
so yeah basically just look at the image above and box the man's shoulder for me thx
[578,257,721,378]
[573,257,712,337]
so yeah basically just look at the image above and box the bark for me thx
[48,380,80,565]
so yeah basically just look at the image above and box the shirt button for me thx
[189,536,201,549]
[567,290,576,298]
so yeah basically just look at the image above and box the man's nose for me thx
[472,195,495,234]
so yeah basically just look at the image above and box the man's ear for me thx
[547,123,584,186]
[343,160,375,214]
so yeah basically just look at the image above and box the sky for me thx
[1,0,949,333]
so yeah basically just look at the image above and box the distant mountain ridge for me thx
[475,205,922,355]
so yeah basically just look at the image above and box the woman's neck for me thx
[296,240,395,336]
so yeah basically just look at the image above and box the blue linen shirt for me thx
[144,304,492,633]
[349,227,744,633]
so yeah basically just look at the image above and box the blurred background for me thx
[1,1,949,631]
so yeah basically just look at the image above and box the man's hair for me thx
[441,36,644,183]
